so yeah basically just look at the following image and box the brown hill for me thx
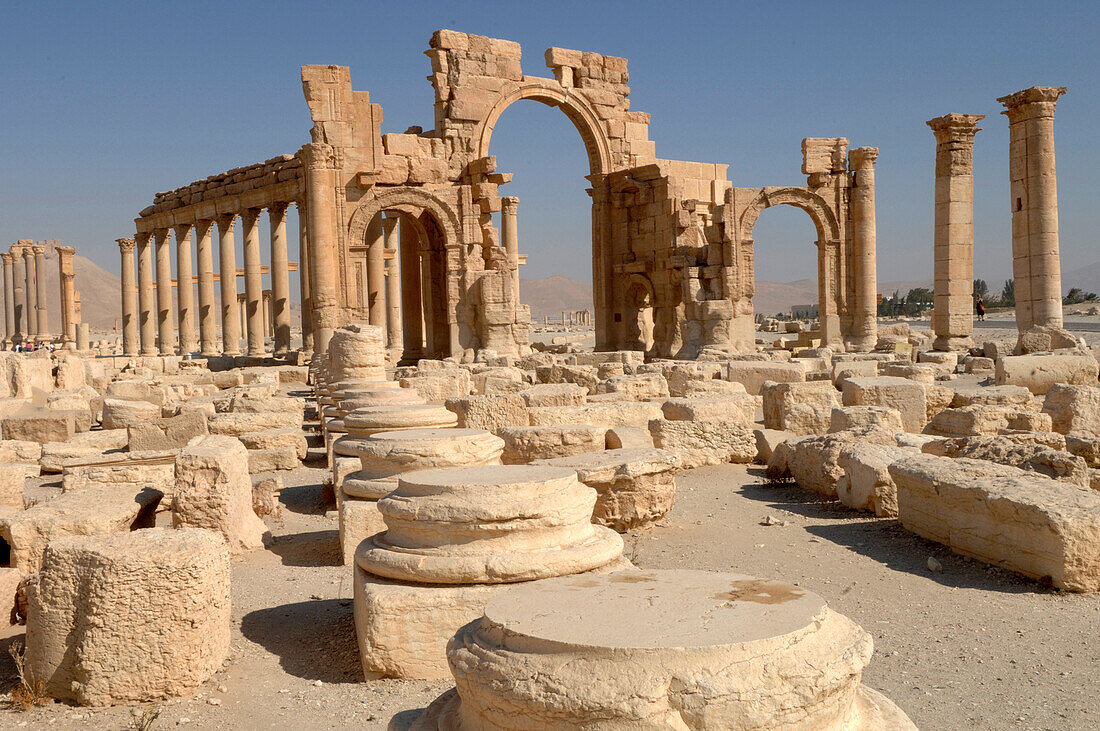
[519,276,594,320]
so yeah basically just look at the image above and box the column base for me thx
[933,335,973,352]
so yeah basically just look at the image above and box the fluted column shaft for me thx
[999,86,1068,331]
[136,232,156,355]
[848,147,879,352]
[153,229,173,354]
[1,253,13,347]
[242,208,264,356]
[194,221,217,356]
[118,238,139,356]
[175,224,197,355]
[383,215,401,349]
[928,114,984,351]
[266,203,291,356]
[217,214,241,355]
[22,245,37,341]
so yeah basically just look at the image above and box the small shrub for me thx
[7,641,47,710]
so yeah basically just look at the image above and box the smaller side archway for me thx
[622,274,656,353]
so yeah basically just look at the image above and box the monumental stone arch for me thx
[127,29,880,360]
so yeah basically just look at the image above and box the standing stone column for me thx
[1,253,13,348]
[502,196,521,298]
[367,216,386,334]
[118,238,138,356]
[194,220,217,357]
[297,202,314,354]
[56,245,77,349]
[383,215,402,350]
[136,232,156,356]
[22,244,37,342]
[399,216,424,358]
[154,229,173,354]
[300,143,341,353]
[998,86,1068,331]
[268,202,291,356]
[217,214,241,356]
[848,147,879,352]
[928,114,984,351]
[33,245,48,342]
[241,208,265,356]
[262,291,273,338]
[11,246,25,345]
[175,223,197,355]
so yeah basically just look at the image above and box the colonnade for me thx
[0,240,80,349]
[123,201,304,358]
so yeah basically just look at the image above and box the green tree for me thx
[973,279,988,299]
[1000,279,1015,306]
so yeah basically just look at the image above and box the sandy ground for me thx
[0,454,1097,729]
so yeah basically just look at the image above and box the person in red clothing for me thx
[975,293,985,322]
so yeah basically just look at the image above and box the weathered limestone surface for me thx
[842,376,927,433]
[528,402,662,428]
[829,406,904,433]
[784,426,897,497]
[101,398,162,430]
[497,425,606,464]
[173,435,267,554]
[519,383,587,408]
[753,428,794,464]
[595,373,670,400]
[444,394,528,432]
[26,528,230,706]
[725,361,805,395]
[127,412,208,451]
[661,395,755,424]
[605,426,654,449]
[40,430,129,473]
[1043,384,1100,437]
[239,428,309,459]
[408,570,914,730]
[921,435,1088,486]
[995,353,1099,395]
[890,454,1100,591]
[837,443,911,517]
[208,411,303,436]
[762,381,841,435]
[535,448,680,531]
[649,418,755,468]
[3,412,78,444]
[924,405,1049,437]
[0,484,162,573]
[61,451,176,496]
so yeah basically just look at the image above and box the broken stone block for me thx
[836,443,911,517]
[951,384,1035,409]
[921,435,1089,486]
[841,376,927,433]
[444,393,529,432]
[61,450,176,496]
[239,428,308,459]
[995,353,1099,395]
[753,428,794,464]
[39,429,129,473]
[1066,435,1100,466]
[604,426,654,450]
[923,405,1045,437]
[2,412,77,444]
[829,406,904,433]
[400,371,472,401]
[1042,384,1100,437]
[246,447,299,473]
[890,455,1100,591]
[100,398,161,430]
[0,484,162,573]
[785,426,897,498]
[497,425,606,464]
[535,448,680,531]
[648,418,755,468]
[252,475,283,519]
[126,411,209,451]
[595,373,669,400]
[207,411,303,436]
[725,360,805,394]
[679,379,748,397]
[519,383,587,408]
[25,528,230,705]
[527,402,662,429]
[660,395,755,424]
[761,381,840,435]
[173,435,267,554]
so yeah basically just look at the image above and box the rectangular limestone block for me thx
[725,361,805,395]
[400,372,472,402]
[648,418,755,468]
[2,413,76,444]
[995,354,1100,395]
[127,412,209,451]
[1042,384,1100,437]
[889,455,1100,591]
[761,381,840,435]
[444,394,529,432]
[340,496,387,566]
[61,451,177,497]
[528,402,661,429]
[208,411,303,436]
[660,396,755,424]
[497,425,606,464]
[841,376,927,433]
[247,446,299,474]
[520,383,587,408]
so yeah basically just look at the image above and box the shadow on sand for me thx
[267,529,342,567]
[240,599,361,683]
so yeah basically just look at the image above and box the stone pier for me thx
[928,114,983,352]
[118,238,138,356]
[998,86,1068,331]
[400,217,423,359]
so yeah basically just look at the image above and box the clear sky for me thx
[2,0,1097,292]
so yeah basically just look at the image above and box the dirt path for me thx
[0,461,1097,729]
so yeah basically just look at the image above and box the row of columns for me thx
[121,202,303,358]
[0,240,81,349]
[929,85,1067,351]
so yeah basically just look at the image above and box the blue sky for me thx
[2,0,1097,291]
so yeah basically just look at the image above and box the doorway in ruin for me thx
[477,85,614,341]
[623,274,655,351]
[750,205,822,324]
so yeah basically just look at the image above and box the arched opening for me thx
[351,205,451,363]
[623,274,655,352]
[750,205,822,321]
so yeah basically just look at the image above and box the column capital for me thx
[117,237,136,253]
[848,147,879,170]
[381,215,399,234]
[173,222,194,238]
[135,230,152,245]
[216,212,240,228]
[502,196,520,212]
[55,245,76,257]
[241,207,262,225]
[299,142,338,171]
[153,227,171,241]
[31,244,45,256]
[268,201,290,217]
[998,85,1067,111]
[926,113,985,144]
[21,245,35,259]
